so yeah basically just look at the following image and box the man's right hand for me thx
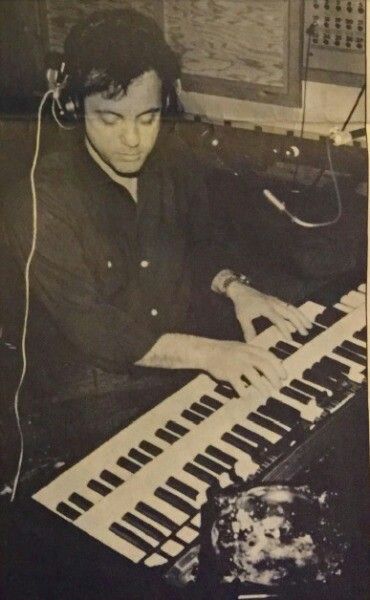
[137,334,287,398]
[200,339,287,397]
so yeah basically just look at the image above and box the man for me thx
[3,9,311,464]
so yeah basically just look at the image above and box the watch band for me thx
[212,269,251,296]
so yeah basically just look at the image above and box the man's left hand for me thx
[227,282,313,342]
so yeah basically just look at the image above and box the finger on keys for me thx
[240,319,257,342]
[268,311,292,341]
[276,302,312,334]
[242,368,272,396]
[248,344,287,380]
[244,357,280,391]
[231,377,250,399]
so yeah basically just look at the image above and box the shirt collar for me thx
[85,136,138,201]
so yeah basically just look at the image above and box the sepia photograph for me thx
[0,1,368,599]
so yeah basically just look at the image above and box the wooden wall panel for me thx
[44,0,162,52]
[163,0,303,107]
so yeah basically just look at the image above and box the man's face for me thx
[84,70,162,174]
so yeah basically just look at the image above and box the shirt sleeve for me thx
[3,181,159,373]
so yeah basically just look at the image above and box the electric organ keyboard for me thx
[33,285,367,577]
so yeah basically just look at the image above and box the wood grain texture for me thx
[164,0,287,88]
[44,0,161,52]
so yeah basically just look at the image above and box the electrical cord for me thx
[10,89,53,503]
[264,139,342,229]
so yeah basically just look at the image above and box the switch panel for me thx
[304,0,365,83]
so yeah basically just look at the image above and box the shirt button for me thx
[140,259,150,268]
[107,260,113,269]
[150,308,158,317]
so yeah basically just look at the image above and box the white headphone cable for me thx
[10,89,53,502]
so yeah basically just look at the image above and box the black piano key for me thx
[181,409,203,424]
[302,369,337,393]
[155,428,179,444]
[99,469,124,487]
[291,378,331,405]
[199,395,223,410]
[269,347,288,360]
[87,479,112,496]
[248,412,288,436]
[214,383,236,399]
[190,402,213,417]
[56,501,82,521]
[263,398,301,426]
[165,420,189,436]
[128,448,152,466]
[184,462,218,486]
[136,502,177,532]
[253,316,271,335]
[354,328,367,343]
[333,346,367,367]
[341,340,367,359]
[139,440,163,457]
[123,513,165,542]
[154,487,197,517]
[117,456,141,474]
[291,323,325,345]
[109,522,153,554]
[280,386,310,404]
[205,445,236,466]
[68,492,94,511]
[194,453,226,475]
[319,356,350,375]
[166,476,198,500]
[315,306,345,327]
[290,379,325,398]
[275,341,298,355]
[231,424,272,448]
[221,432,259,459]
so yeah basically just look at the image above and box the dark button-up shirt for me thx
[3,129,235,398]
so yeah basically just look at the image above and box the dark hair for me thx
[62,9,181,112]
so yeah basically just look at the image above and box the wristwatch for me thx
[212,269,251,296]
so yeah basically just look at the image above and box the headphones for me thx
[46,47,182,128]
[46,52,80,123]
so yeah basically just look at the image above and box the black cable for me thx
[309,83,366,190]
[292,28,313,187]
[341,83,365,131]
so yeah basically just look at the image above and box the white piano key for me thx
[299,377,333,397]
[234,459,258,481]
[144,553,168,567]
[349,335,366,349]
[216,439,258,470]
[328,351,364,373]
[162,484,199,509]
[165,482,207,509]
[131,510,172,537]
[148,496,188,526]
[120,519,160,547]
[340,290,365,309]
[334,302,352,314]
[231,430,259,449]
[175,470,209,494]
[358,283,366,294]
[107,531,146,563]
[191,514,201,529]
[243,417,282,444]
[176,526,199,544]
[161,539,184,558]
[274,390,323,422]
